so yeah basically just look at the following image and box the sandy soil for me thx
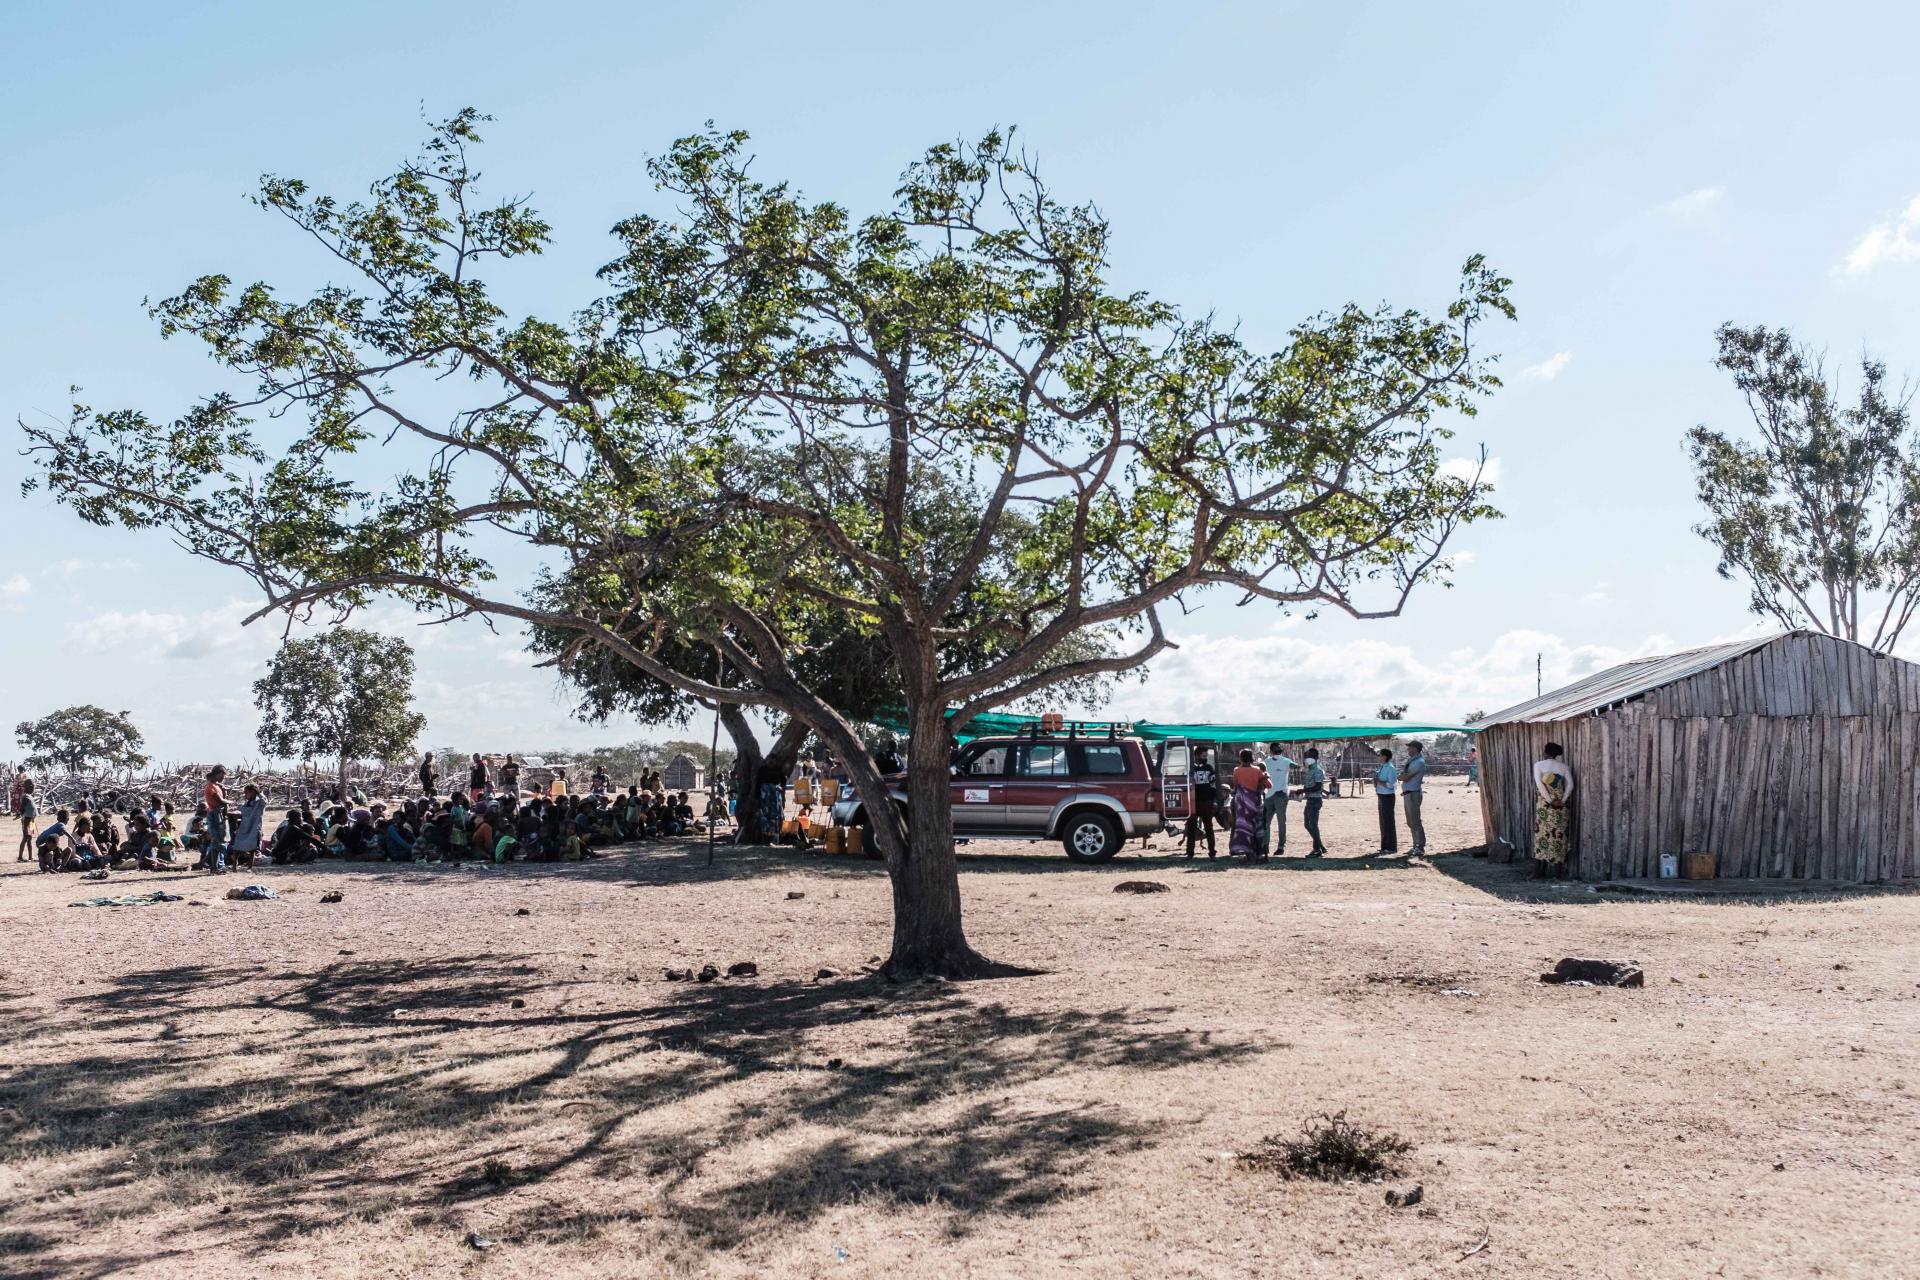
[2,786,1916,1279]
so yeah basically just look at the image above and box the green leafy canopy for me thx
[1688,323,1920,651]
[252,628,426,765]
[15,705,150,773]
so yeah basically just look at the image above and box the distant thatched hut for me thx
[662,752,706,792]
[1474,631,1920,882]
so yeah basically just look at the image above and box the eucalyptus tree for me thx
[1688,323,1920,650]
[21,111,1507,974]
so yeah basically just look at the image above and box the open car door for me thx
[1155,737,1193,826]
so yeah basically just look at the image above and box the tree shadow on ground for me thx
[149,828,1499,893]
[0,955,1263,1276]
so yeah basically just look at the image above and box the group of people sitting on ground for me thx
[23,786,255,875]
[284,784,703,866]
[15,757,706,877]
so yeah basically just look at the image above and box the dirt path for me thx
[2,787,1915,1278]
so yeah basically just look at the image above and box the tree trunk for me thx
[877,698,987,978]
[720,710,809,845]
[721,706,769,844]
[337,756,350,804]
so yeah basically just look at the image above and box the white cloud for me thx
[1116,624,1679,726]
[0,574,30,610]
[66,602,271,662]
[1522,351,1572,381]
[55,557,139,575]
[1658,185,1724,223]
[1580,581,1611,605]
[1837,195,1920,276]
[1438,455,1503,487]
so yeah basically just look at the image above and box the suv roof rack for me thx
[1013,720,1132,741]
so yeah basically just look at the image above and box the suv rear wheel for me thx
[1061,810,1122,863]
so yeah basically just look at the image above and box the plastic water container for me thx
[1658,852,1678,879]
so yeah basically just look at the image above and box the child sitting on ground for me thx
[492,825,518,863]
[514,806,542,859]
[382,813,414,861]
[95,812,123,866]
[122,813,156,868]
[36,809,71,872]
[64,816,108,872]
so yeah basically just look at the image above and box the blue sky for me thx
[5,0,1919,761]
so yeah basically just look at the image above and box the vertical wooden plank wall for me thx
[1476,635,1919,882]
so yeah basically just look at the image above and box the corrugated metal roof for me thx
[1476,633,1786,727]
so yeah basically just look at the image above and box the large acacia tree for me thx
[21,111,1507,975]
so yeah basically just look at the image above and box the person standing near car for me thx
[1301,748,1328,857]
[1400,740,1428,857]
[1260,741,1298,857]
[1184,747,1219,859]
[1228,749,1269,859]
[1373,748,1398,854]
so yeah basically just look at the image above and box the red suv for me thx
[832,730,1174,862]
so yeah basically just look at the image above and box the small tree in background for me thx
[1689,323,1920,651]
[1375,704,1409,721]
[14,705,149,774]
[253,630,426,798]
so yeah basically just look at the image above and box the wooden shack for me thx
[1475,631,1920,882]
[661,752,706,792]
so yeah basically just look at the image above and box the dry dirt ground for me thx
[2,787,1916,1279]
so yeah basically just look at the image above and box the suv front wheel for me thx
[1061,810,1123,863]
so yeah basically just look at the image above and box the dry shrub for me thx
[1237,1110,1411,1182]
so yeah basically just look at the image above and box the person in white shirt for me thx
[1260,742,1299,857]
[1373,749,1398,853]
[1532,742,1575,876]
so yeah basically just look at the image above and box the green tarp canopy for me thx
[875,710,1472,744]
[1134,719,1474,742]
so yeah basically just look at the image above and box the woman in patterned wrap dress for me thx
[1532,742,1574,875]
